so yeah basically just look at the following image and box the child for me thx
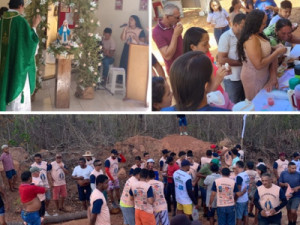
[183,27,233,110]
[269,0,292,26]
[229,0,243,26]
[177,115,188,136]
[254,0,278,26]
[161,51,230,111]
[152,77,172,111]
[207,0,230,44]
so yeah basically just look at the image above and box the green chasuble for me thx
[0,11,39,111]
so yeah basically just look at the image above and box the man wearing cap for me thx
[105,149,126,208]
[254,173,287,225]
[146,158,159,180]
[83,151,96,169]
[208,168,242,225]
[90,160,104,191]
[279,162,300,225]
[19,171,46,225]
[198,158,219,218]
[166,156,179,216]
[235,161,250,225]
[72,157,93,210]
[176,151,186,168]
[173,159,197,219]
[129,156,143,176]
[0,144,17,191]
[160,149,170,187]
[291,152,300,173]
[273,152,289,182]
[49,154,68,214]
[31,153,52,217]
[31,167,47,219]
[120,168,141,225]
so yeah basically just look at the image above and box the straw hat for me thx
[82,151,94,157]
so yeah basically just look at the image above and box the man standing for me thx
[0,145,17,191]
[0,0,41,111]
[159,149,170,186]
[83,151,95,169]
[218,13,246,103]
[231,148,240,166]
[130,156,143,176]
[152,3,183,74]
[176,151,186,168]
[72,158,93,210]
[208,168,241,225]
[273,152,289,182]
[200,150,213,167]
[49,153,68,213]
[89,175,110,225]
[101,27,116,83]
[105,149,126,208]
[235,161,250,225]
[177,115,188,136]
[90,160,104,191]
[187,151,200,201]
[130,169,155,225]
[173,159,197,219]
[120,168,141,225]
[19,171,46,225]
[31,154,52,217]
[291,152,300,172]
[166,156,179,216]
[279,162,300,225]
[254,173,287,225]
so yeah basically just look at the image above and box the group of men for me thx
[1,143,300,225]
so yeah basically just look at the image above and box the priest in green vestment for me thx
[0,0,41,111]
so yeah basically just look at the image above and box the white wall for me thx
[96,0,149,67]
[0,0,8,8]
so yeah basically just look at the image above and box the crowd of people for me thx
[0,143,300,225]
[152,0,300,111]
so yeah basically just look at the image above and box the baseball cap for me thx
[1,145,8,150]
[181,159,191,167]
[166,156,174,164]
[293,152,300,158]
[210,144,216,149]
[279,152,286,157]
[147,159,155,163]
[211,158,219,165]
[30,167,42,173]
[162,149,170,155]
[257,164,267,173]
[111,149,118,155]
[212,152,219,158]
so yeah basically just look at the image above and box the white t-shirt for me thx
[173,169,192,205]
[236,171,250,203]
[218,29,242,81]
[72,165,93,179]
[207,9,229,28]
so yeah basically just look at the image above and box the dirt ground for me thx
[152,0,300,73]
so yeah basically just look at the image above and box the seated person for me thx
[269,0,292,26]
[161,51,230,111]
[264,18,300,47]
[102,27,116,83]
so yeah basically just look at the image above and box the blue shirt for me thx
[161,105,230,111]
[254,0,277,24]
[279,171,300,198]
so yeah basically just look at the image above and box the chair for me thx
[106,67,126,95]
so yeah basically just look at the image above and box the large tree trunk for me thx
[8,211,87,225]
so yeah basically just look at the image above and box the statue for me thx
[57,20,71,45]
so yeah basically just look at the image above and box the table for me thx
[252,69,295,111]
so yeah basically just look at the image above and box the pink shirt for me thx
[90,189,110,225]
[32,176,46,201]
[148,179,167,213]
[51,161,66,186]
[0,152,14,171]
[152,20,183,74]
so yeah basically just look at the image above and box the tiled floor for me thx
[32,76,149,112]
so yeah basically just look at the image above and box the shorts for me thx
[45,189,51,200]
[207,207,216,218]
[39,201,45,217]
[286,197,300,210]
[77,184,91,201]
[236,201,248,219]
[135,209,156,225]
[178,117,187,126]
[177,203,193,215]
[108,179,120,191]
[53,185,67,200]
[21,210,41,225]
[5,169,16,179]
[0,206,5,216]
